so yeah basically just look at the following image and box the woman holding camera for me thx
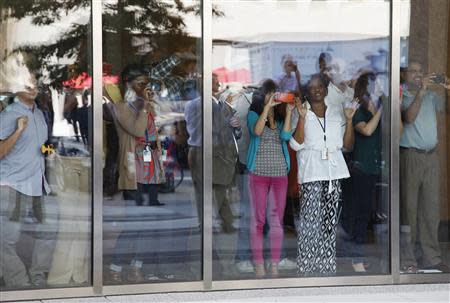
[247,79,294,278]
[108,66,164,283]
[290,73,355,276]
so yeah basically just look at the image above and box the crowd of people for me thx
[0,49,449,288]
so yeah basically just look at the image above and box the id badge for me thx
[143,146,152,163]
[321,148,328,160]
[161,149,167,162]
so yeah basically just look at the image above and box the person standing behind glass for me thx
[290,74,355,276]
[212,73,242,233]
[347,72,383,272]
[133,83,165,207]
[108,66,151,283]
[275,54,301,95]
[247,79,294,278]
[400,61,449,273]
[0,67,51,287]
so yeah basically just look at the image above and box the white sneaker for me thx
[352,262,366,273]
[236,260,254,273]
[278,258,297,271]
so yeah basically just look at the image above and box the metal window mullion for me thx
[202,0,213,291]
[92,0,104,295]
[390,0,402,285]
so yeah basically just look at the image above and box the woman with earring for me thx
[290,73,355,276]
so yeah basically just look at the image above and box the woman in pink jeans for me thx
[246,79,296,277]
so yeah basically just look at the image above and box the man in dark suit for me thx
[212,74,241,233]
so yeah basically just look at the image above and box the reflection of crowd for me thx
[211,51,450,278]
[1,48,449,290]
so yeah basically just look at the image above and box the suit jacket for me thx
[212,99,240,185]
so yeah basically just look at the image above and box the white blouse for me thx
[289,104,350,187]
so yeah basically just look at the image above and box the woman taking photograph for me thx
[108,65,164,283]
[247,79,294,278]
[290,73,355,276]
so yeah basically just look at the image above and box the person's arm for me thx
[402,89,426,123]
[295,69,302,97]
[354,109,382,137]
[115,104,148,137]
[343,108,355,150]
[150,55,181,80]
[253,93,278,136]
[0,116,28,159]
[292,101,308,144]
[280,101,296,140]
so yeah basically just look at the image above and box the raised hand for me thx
[16,116,28,132]
[229,114,241,128]
[265,93,281,108]
[344,107,356,121]
[297,99,308,118]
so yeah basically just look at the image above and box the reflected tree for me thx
[0,0,220,84]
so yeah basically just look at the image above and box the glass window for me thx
[211,0,391,280]
[101,0,203,284]
[0,1,92,290]
[399,0,450,274]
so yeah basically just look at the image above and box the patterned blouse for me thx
[254,126,287,177]
[135,112,164,184]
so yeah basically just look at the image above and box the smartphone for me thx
[430,74,445,84]
[275,92,295,103]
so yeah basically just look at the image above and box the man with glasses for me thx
[400,61,449,273]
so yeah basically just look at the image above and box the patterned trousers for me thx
[296,180,341,276]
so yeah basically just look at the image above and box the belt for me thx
[400,146,436,154]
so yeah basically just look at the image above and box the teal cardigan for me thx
[246,110,292,173]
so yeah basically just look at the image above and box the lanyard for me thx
[315,114,326,143]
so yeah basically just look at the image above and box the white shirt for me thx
[213,96,239,154]
[326,82,354,120]
[229,92,251,165]
[289,104,350,186]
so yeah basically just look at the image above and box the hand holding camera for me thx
[265,93,281,108]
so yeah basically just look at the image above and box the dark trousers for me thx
[136,183,159,206]
[349,168,378,244]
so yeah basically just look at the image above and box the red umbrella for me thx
[213,67,251,84]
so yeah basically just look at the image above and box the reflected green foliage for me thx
[0,0,217,84]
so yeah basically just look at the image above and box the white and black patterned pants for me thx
[295,180,341,276]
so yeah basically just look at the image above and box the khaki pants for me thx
[47,156,91,285]
[0,186,53,287]
[400,149,441,268]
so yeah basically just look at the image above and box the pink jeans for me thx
[249,173,288,265]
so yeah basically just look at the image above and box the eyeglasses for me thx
[134,80,149,87]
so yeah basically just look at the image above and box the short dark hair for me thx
[121,64,149,86]
[305,73,329,102]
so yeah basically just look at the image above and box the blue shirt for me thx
[184,97,202,147]
[0,99,49,196]
[275,73,299,92]
[246,111,292,173]
[400,89,444,151]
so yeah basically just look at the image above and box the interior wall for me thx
[409,0,450,220]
